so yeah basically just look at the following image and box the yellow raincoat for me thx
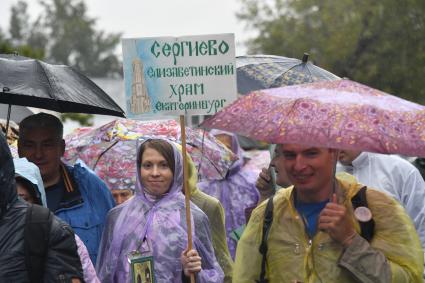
[234,173,423,283]
[176,144,234,283]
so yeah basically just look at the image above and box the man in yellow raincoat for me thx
[234,143,423,283]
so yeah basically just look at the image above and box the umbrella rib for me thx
[304,64,313,77]
[271,62,304,86]
[202,154,227,178]
[188,141,228,179]
[36,60,70,112]
[68,67,122,108]
[241,60,296,67]
[237,56,300,68]
[196,130,207,181]
[93,140,120,169]
[242,61,296,74]
[285,62,304,74]
[36,60,59,101]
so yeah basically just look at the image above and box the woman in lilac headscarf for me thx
[96,139,223,283]
[198,130,259,258]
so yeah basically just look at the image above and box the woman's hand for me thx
[181,249,202,277]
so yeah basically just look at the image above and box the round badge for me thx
[354,206,372,222]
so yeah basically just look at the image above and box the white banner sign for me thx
[122,33,237,118]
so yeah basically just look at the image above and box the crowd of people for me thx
[1,112,424,282]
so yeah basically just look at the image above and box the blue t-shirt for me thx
[296,200,329,238]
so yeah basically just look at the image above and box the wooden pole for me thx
[180,115,195,283]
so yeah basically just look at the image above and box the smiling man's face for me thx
[279,143,336,199]
[18,127,65,187]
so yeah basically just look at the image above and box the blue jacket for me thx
[55,164,115,264]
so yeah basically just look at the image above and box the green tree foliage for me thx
[39,0,122,77]
[0,1,45,59]
[61,113,94,126]
[0,0,117,125]
[9,1,29,44]
[3,0,122,78]
[237,0,425,104]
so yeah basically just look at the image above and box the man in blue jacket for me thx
[18,113,115,264]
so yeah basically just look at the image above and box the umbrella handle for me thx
[5,104,11,139]
[270,165,277,192]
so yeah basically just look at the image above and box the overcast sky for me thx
[0,0,254,132]
[0,0,251,55]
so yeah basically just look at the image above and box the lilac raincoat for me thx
[198,131,259,258]
[75,235,101,283]
[96,139,223,283]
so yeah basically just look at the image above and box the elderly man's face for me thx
[111,189,133,205]
[280,143,336,197]
[270,145,291,188]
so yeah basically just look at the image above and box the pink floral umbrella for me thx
[201,79,425,157]
[64,119,238,191]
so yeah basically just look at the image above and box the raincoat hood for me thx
[0,133,17,219]
[135,139,183,203]
[13,157,47,207]
[174,143,199,196]
[199,131,259,258]
[96,139,223,283]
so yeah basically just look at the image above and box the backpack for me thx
[256,186,375,283]
[24,204,53,283]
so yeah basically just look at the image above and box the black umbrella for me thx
[0,53,125,133]
[236,53,340,94]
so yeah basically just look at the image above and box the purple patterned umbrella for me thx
[64,119,238,191]
[201,79,425,157]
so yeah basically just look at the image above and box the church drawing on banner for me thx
[131,58,151,114]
